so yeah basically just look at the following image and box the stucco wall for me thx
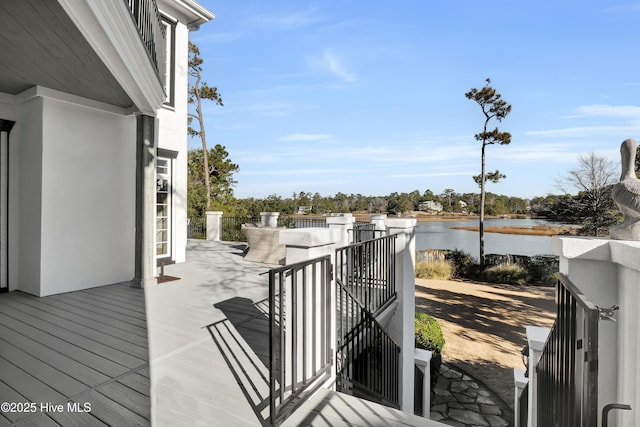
[156,19,190,264]
[37,97,136,296]
[554,237,640,427]
[0,95,45,295]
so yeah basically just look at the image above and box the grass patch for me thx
[415,260,453,280]
[484,262,528,285]
[449,225,577,236]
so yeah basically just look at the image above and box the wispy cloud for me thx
[249,8,323,30]
[279,133,333,142]
[387,171,473,178]
[525,125,640,138]
[572,104,640,118]
[307,50,357,83]
[243,168,354,176]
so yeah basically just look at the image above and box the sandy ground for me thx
[415,278,556,409]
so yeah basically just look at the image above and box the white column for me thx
[133,114,157,288]
[370,213,387,231]
[205,211,222,241]
[260,211,280,227]
[526,326,550,427]
[326,214,354,248]
[386,217,417,414]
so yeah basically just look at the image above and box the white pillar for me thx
[133,114,157,288]
[386,217,417,414]
[260,211,280,228]
[414,348,432,418]
[206,211,222,241]
[526,326,550,427]
[513,368,528,427]
[326,214,354,248]
[370,214,387,231]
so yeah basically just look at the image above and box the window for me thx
[161,16,176,106]
[156,158,171,257]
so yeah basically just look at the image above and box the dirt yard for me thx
[415,278,556,408]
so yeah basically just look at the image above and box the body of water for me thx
[416,218,557,259]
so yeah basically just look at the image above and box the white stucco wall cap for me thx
[526,325,551,351]
[513,369,529,389]
[330,213,353,217]
[552,236,611,261]
[610,240,640,273]
[414,348,433,366]
[326,216,354,225]
[385,218,418,229]
[370,214,387,221]
[279,228,338,248]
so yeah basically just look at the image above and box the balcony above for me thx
[0,0,167,115]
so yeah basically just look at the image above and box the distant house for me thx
[419,200,443,212]
[0,0,214,296]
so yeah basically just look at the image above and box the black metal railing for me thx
[537,273,599,427]
[335,235,396,316]
[221,216,259,242]
[268,255,332,426]
[335,235,399,408]
[187,216,206,239]
[352,222,385,243]
[124,0,165,76]
[336,282,400,408]
[278,217,328,229]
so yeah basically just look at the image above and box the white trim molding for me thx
[58,0,166,115]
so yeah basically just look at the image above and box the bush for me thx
[445,249,481,279]
[415,312,445,378]
[415,260,453,280]
[484,262,527,286]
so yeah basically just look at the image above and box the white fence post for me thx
[385,217,417,415]
[526,326,550,427]
[205,211,222,241]
[513,368,528,427]
[326,214,354,248]
[260,211,280,228]
[414,348,432,418]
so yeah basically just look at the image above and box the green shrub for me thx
[445,249,481,279]
[415,260,453,280]
[415,312,445,379]
[484,262,527,285]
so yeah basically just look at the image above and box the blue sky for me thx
[189,1,640,200]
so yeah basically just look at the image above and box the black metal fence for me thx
[222,216,259,242]
[537,273,599,427]
[278,217,328,228]
[268,255,332,426]
[352,223,385,243]
[187,217,206,239]
[124,0,165,75]
[335,235,399,408]
[335,235,396,316]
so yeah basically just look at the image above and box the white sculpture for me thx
[610,138,640,240]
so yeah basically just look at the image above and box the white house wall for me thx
[157,18,191,264]
[36,97,136,296]
[0,95,44,296]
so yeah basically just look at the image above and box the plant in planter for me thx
[415,312,445,381]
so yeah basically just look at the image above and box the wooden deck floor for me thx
[0,283,150,427]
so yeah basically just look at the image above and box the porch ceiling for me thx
[0,0,133,108]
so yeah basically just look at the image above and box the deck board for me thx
[0,284,149,426]
[0,298,148,359]
[10,292,148,344]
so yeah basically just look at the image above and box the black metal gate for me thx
[536,273,599,427]
[268,255,332,426]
